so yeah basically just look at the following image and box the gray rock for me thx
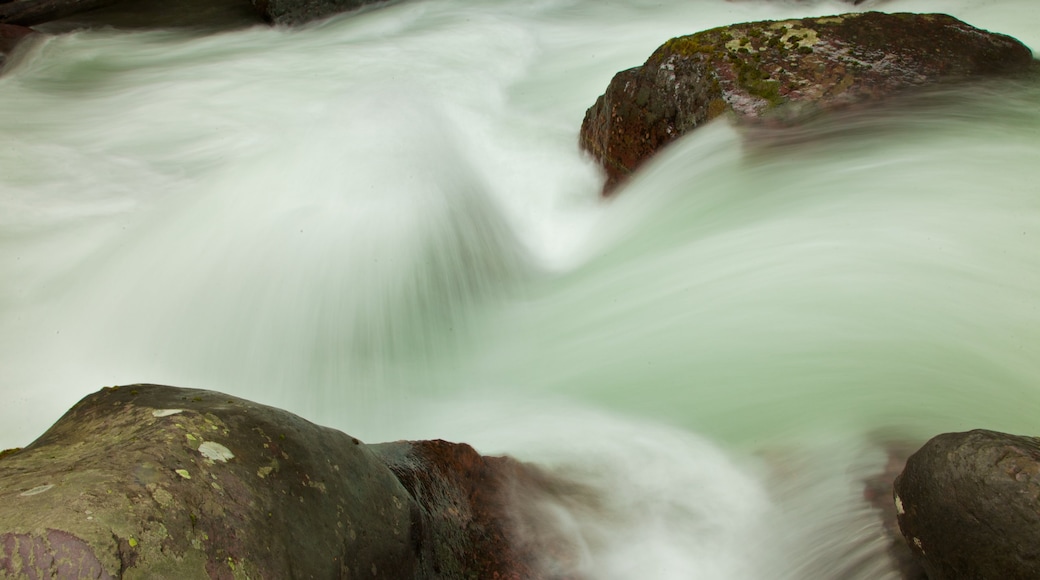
[894,429,1040,579]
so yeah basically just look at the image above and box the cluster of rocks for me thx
[0,384,579,578]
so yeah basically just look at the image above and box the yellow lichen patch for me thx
[663,34,717,57]
[175,469,191,479]
[257,466,274,479]
[150,486,175,508]
[725,33,748,52]
[706,98,728,119]
[780,27,819,48]
[303,473,327,493]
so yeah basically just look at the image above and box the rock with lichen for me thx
[580,12,1034,194]
[0,384,569,578]
[893,429,1040,579]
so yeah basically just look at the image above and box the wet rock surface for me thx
[894,429,1040,580]
[580,12,1034,193]
[0,0,385,32]
[0,23,34,68]
[0,384,563,578]
[0,0,121,27]
[251,0,388,26]
[373,439,581,579]
[862,442,926,580]
[36,0,264,32]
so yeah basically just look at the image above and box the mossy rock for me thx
[0,384,569,578]
[580,12,1033,194]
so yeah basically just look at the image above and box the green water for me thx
[1,0,1038,577]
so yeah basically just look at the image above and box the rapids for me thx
[1,0,1038,577]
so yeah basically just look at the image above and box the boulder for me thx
[251,0,388,26]
[893,429,1040,579]
[580,12,1034,193]
[0,384,565,578]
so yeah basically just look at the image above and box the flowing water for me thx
[1,0,1039,577]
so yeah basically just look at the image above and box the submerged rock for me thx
[0,384,568,578]
[580,12,1034,194]
[894,429,1040,579]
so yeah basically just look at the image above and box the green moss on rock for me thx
[580,11,1033,195]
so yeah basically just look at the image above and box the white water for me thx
[1,0,1038,577]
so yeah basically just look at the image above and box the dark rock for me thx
[0,22,34,68]
[373,439,585,579]
[894,429,1040,579]
[580,12,1034,194]
[862,441,927,580]
[0,0,383,31]
[0,384,568,578]
[0,0,120,27]
[34,0,264,33]
[251,0,388,26]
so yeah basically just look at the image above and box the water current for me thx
[1,0,1038,577]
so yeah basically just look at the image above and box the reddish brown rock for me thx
[894,429,1040,580]
[580,12,1034,194]
[0,23,34,67]
[0,384,572,578]
[373,439,583,579]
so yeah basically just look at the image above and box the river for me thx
[1,0,1038,577]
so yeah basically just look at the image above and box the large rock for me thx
[893,429,1040,579]
[0,384,564,578]
[580,12,1034,193]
